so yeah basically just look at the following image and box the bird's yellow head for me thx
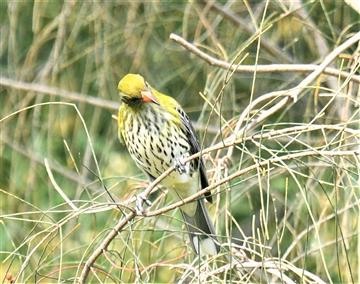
[118,74,158,106]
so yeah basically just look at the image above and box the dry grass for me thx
[1,1,359,283]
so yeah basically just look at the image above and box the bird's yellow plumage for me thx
[117,74,145,98]
[117,73,219,255]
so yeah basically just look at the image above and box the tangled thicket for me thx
[1,1,359,283]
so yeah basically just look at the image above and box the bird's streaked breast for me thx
[121,104,194,183]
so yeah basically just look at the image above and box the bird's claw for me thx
[135,192,152,215]
[174,157,187,174]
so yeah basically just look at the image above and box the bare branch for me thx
[0,76,119,110]
[78,211,136,283]
[169,33,360,84]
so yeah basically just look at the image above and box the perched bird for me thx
[117,74,219,255]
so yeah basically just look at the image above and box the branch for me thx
[144,149,359,217]
[78,211,136,282]
[0,76,119,110]
[169,33,360,84]
[223,30,360,159]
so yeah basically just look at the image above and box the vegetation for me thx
[1,1,359,283]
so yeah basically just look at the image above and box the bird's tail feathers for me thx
[180,199,220,255]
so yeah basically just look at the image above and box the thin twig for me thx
[0,136,89,186]
[143,149,358,218]
[223,30,360,159]
[44,158,79,211]
[78,211,136,282]
[205,0,293,63]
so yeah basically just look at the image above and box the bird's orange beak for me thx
[141,89,159,104]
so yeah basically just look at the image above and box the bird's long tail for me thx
[180,199,220,255]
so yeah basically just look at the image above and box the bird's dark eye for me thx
[121,95,142,106]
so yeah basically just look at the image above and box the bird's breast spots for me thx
[153,124,161,133]
[145,157,151,167]
[156,144,162,153]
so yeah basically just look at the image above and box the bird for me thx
[117,73,219,255]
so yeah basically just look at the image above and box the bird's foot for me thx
[174,157,187,174]
[135,192,152,215]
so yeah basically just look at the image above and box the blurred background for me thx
[1,1,359,283]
